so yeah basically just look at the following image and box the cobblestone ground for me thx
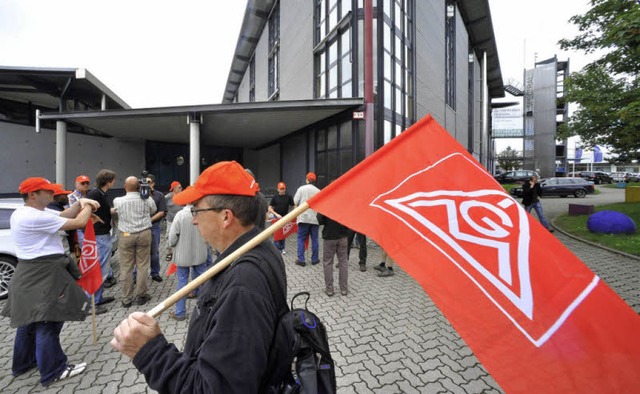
[0,220,638,393]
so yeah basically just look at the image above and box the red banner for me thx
[76,221,103,295]
[270,218,298,241]
[308,115,640,393]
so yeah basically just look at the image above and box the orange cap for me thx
[277,182,286,190]
[53,185,73,196]
[306,172,317,182]
[173,161,259,205]
[169,181,181,192]
[19,177,63,194]
[76,175,90,183]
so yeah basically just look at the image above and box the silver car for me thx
[0,198,23,299]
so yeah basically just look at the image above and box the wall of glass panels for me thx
[268,2,280,100]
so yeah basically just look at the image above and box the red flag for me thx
[76,221,103,295]
[166,262,177,276]
[308,115,640,393]
[269,218,298,241]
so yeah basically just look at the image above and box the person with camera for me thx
[146,174,167,283]
[522,175,554,233]
[113,176,157,308]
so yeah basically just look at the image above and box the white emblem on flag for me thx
[370,153,599,347]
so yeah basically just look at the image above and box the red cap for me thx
[306,172,317,182]
[19,177,63,194]
[173,161,259,205]
[76,175,90,183]
[169,181,181,192]
[277,182,286,189]
[53,185,73,196]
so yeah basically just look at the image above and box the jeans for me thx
[150,223,161,277]
[93,234,113,303]
[13,321,67,385]
[175,263,207,317]
[297,223,319,263]
[525,201,550,229]
[273,239,285,252]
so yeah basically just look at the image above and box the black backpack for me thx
[239,252,337,394]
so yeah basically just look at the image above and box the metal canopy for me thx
[38,98,364,149]
[0,65,130,111]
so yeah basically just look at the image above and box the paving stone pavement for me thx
[0,218,638,393]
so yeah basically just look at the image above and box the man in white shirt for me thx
[113,176,157,308]
[1,177,98,387]
[293,172,321,266]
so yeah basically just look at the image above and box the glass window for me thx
[329,65,338,90]
[327,126,338,149]
[317,129,326,151]
[329,42,338,65]
[341,81,352,97]
[340,150,352,175]
[340,122,352,147]
[0,208,15,229]
[342,56,352,82]
[328,150,338,179]
[384,81,392,109]
[341,0,351,18]
[384,120,392,144]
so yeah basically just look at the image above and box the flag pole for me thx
[147,202,311,318]
[91,294,97,345]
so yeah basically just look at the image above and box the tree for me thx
[496,146,522,171]
[558,0,640,162]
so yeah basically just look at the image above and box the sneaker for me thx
[341,289,348,296]
[47,363,86,386]
[374,263,386,272]
[295,260,306,267]
[548,228,555,233]
[169,310,187,321]
[311,260,320,265]
[359,263,367,272]
[136,294,151,306]
[378,267,395,277]
[165,253,173,261]
[151,275,163,283]
[96,296,115,306]
[87,305,108,315]
[281,250,287,255]
[122,300,132,308]
[325,288,334,296]
[103,277,117,288]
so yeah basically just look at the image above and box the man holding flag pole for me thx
[2,177,99,387]
[113,115,639,393]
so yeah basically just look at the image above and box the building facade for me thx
[224,0,504,190]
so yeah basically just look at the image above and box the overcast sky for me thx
[0,0,596,109]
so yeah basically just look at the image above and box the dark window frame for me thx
[268,1,280,100]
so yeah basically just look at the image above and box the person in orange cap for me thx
[268,181,294,254]
[1,177,99,386]
[293,172,321,266]
[111,161,287,393]
[67,175,92,249]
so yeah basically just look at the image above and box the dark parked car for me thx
[494,170,540,184]
[510,177,595,199]
[568,171,612,184]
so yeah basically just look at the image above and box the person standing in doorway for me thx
[268,181,295,254]
[146,174,167,282]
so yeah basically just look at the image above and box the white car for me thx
[0,198,23,300]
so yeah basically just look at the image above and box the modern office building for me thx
[223,0,504,189]
[0,1,504,195]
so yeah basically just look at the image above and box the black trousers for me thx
[347,232,367,264]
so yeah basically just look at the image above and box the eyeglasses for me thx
[80,182,90,186]
[190,206,224,217]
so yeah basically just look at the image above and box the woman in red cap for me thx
[164,181,183,261]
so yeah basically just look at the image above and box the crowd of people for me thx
[2,164,397,390]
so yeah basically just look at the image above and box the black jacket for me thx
[133,227,287,393]
[522,180,543,206]
[317,213,350,240]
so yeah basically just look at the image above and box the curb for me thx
[551,217,640,262]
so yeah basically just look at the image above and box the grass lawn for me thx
[554,202,640,256]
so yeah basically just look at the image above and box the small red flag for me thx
[166,262,177,276]
[270,218,298,241]
[308,115,640,393]
[76,221,103,295]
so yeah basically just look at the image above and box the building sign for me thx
[492,107,523,138]
[353,111,365,120]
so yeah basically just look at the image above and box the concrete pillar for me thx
[56,120,67,185]
[189,116,201,185]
